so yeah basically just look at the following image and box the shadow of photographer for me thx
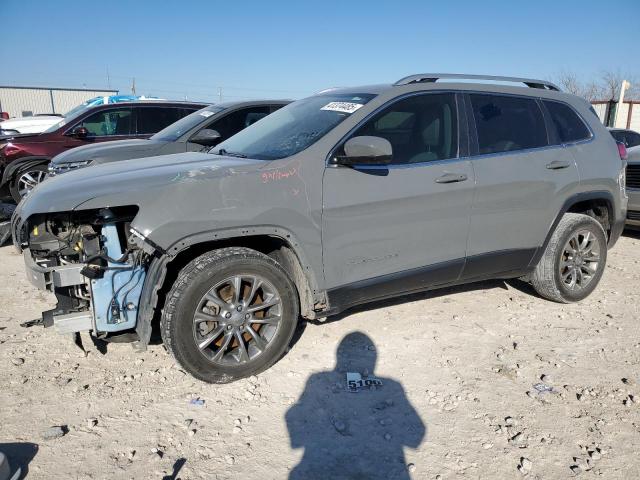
[286,331,426,479]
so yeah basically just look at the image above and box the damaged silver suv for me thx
[12,73,627,383]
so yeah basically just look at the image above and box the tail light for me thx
[617,141,628,160]
[0,112,8,120]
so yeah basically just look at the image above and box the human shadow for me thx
[286,332,426,480]
[0,442,38,480]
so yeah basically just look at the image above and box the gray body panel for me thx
[13,80,627,304]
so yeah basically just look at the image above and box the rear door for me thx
[463,93,580,278]
[135,106,186,138]
[322,92,475,290]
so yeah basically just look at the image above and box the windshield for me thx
[151,105,225,142]
[212,93,376,160]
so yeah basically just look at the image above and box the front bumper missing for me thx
[22,248,93,333]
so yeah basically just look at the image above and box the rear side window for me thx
[470,94,547,154]
[544,101,590,144]
[136,107,184,134]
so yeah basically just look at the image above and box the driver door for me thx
[322,92,475,294]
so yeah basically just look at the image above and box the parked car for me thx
[0,95,159,136]
[0,100,207,201]
[48,100,289,175]
[624,143,640,228]
[609,128,640,149]
[13,73,627,383]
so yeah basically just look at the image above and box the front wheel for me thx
[530,213,607,303]
[161,247,300,383]
[10,164,49,202]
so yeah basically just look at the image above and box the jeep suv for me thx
[48,100,289,175]
[12,73,627,383]
[0,100,207,201]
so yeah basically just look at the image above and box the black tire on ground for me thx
[10,163,49,203]
[161,247,300,383]
[530,213,607,303]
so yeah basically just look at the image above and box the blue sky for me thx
[1,0,638,102]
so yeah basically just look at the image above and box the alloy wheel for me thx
[559,229,601,291]
[193,274,282,365]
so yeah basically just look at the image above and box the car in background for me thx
[0,95,160,136]
[0,99,207,201]
[609,128,640,149]
[624,141,640,229]
[49,100,289,175]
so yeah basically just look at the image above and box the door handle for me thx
[546,160,571,170]
[435,173,468,184]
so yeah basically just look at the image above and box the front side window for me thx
[152,105,226,141]
[209,106,271,140]
[212,93,376,160]
[136,107,184,135]
[345,93,458,164]
[470,94,547,154]
[543,100,591,144]
[78,108,133,136]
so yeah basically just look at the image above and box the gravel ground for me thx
[1,232,639,479]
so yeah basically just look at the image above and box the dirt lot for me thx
[1,232,640,480]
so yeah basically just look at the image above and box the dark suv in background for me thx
[48,101,289,175]
[0,100,207,201]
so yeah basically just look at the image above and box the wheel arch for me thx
[529,191,616,269]
[135,231,324,347]
[1,155,51,187]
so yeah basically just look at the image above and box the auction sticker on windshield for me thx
[321,102,364,114]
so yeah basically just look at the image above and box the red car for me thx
[0,100,207,202]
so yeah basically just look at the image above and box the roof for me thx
[0,85,118,93]
[213,99,292,108]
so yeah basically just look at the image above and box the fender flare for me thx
[133,226,325,348]
[527,190,617,269]
[1,156,51,187]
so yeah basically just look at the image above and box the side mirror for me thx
[332,136,393,166]
[70,126,89,139]
[190,128,222,146]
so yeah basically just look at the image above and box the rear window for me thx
[470,94,547,155]
[544,101,591,144]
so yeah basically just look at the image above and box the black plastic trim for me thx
[462,248,536,280]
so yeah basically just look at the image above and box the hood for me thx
[16,151,264,217]
[51,139,168,166]
[1,116,61,132]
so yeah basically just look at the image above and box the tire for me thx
[10,163,49,202]
[530,213,607,303]
[161,247,300,383]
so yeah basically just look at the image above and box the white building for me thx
[0,85,118,118]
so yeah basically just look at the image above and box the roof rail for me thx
[393,73,561,91]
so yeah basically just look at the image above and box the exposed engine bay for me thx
[22,207,150,338]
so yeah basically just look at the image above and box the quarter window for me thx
[543,101,590,144]
[79,108,133,136]
[347,93,458,164]
[470,94,547,154]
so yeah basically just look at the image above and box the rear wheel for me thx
[161,247,299,383]
[10,164,48,202]
[530,213,607,303]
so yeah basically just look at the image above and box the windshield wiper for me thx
[215,148,247,158]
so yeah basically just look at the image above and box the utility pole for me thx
[218,87,222,103]
[131,77,136,95]
[106,66,111,89]
[613,80,630,128]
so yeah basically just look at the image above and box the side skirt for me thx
[324,248,536,317]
